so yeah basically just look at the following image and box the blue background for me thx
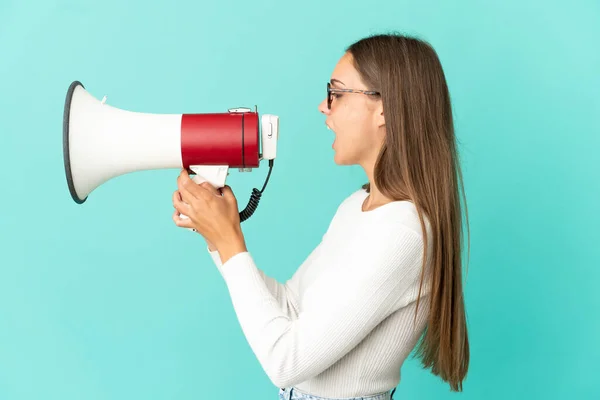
[1,0,599,399]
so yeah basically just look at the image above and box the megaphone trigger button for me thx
[228,107,251,113]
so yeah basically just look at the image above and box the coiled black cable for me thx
[239,159,274,222]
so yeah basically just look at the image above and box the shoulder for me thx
[378,202,434,272]
[334,190,428,238]
[360,200,433,269]
[328,188,432,244]
[334,187,368,212]
[388,201,431,240]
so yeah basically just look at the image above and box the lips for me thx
[326,122,336,148]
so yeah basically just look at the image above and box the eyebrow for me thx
[330,78,345,86]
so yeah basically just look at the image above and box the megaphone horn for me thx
[63,80,279,222]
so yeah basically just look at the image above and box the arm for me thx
[206,194,345,315]
[217,223,427,389]
[207,237,326,319]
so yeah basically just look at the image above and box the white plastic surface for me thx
[188,165,229,188]
[261,114,279,160]
[67,84,183,200]
[178,165,230,231]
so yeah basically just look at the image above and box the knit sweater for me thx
[207,188,433,398]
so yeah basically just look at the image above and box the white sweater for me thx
[208,188,433,398]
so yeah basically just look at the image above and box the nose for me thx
[318,98,330,115]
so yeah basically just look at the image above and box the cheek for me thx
[337,112,369,142]
[335,107,362,134]
[334,126,366,156]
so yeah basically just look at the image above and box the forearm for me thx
[212,226,248,264]
[218,239,248,265]
[206,239,245,263]
[205,238,217,252]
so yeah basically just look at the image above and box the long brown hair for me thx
[346,33,470,392]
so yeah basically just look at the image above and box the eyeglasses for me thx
[327,82,380,109]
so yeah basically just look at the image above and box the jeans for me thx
[278,386,397,400]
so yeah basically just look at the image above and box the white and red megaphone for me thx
[62,80,279,222]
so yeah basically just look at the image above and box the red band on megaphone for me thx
[181,112,259,168]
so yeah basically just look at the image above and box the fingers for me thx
[178,170,214,204]
[177,172,200,205]
[172,209,193,229]
[172,189,182,203]
[199,181,221,197]
[221,185,232,196]
[220,185,237,203]
[172,189,192,217]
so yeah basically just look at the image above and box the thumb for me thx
[198,180,220,196]
[221,185,236,201]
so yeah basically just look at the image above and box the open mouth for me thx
[326,122,336,148]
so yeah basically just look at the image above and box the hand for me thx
[172,169,246,256]
[172,202,219,251]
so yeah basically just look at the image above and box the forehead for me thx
[330,52,361,87]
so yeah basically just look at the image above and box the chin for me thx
[333,150,343,164]
[333,144,359,165]
[333,152,352,165]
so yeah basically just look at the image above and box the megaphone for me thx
[62,80,279,223]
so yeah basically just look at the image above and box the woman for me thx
[172,32,470,400]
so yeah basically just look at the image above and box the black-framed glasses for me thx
[327,82,380,109]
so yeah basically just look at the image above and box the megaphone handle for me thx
[190,174,207,185]
[179,172,222,232]
[189,165,229,188]
[179,160,275,231]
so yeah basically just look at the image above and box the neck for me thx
[361,161,391,211]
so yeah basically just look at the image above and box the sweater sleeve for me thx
[218,224,426,388]
[208,240,326,319]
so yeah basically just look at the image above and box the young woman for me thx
[172,32,470,400]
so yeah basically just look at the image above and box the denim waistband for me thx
[279,386,396,400]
